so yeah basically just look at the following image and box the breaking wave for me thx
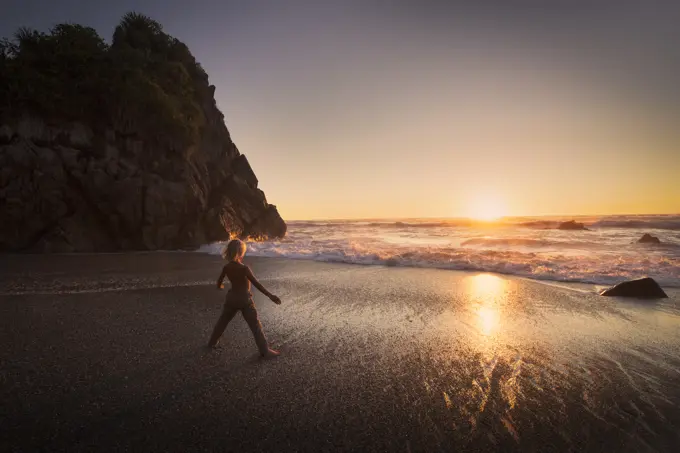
[589,218,680,230]
[199,241,679,289]
[461,238,551,247]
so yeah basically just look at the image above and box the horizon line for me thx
[284,212,680,222]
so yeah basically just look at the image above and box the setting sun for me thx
[466,196,506,221]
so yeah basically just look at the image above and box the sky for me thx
[2,0,679,220]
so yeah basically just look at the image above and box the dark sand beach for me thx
[2,253,680,452]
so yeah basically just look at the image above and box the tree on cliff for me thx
[0,12,205,151]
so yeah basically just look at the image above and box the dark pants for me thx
[208,290,269,355]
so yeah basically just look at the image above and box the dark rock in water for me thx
[637,233,661,244]
[0,15,285,253]
[557,220,589,231]
[600,277,668,298]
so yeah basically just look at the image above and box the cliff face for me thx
[0,15,285,253]
[0,116,285,253]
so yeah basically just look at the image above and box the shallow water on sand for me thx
[265,262,680,451]
[1,254,679,451]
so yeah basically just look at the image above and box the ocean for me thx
[200,214,680,287]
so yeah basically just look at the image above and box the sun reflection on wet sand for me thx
[466,273,507,337]
[457,273,526,437]
[477,306,500,336]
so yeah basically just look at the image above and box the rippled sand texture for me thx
[1,254,679,452]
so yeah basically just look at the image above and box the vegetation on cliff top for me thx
[0,12,209,151]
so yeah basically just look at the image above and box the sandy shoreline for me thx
[2,253,680,452]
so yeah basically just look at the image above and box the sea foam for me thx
[198,215,680,287]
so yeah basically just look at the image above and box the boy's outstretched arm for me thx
[216,266,227,289]
[245,266,281,304]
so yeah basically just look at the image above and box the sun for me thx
[466,196,506,221]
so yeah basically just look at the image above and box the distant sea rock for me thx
[557,220,589,231]
[637,233,661,244]
[600,277,668,298]
[0,14,285,252]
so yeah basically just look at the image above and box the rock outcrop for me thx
[557,220,589,231]
[0,15,285,252]
[637,233,661,244]
[600,277,668,298]
[0,117,285,252]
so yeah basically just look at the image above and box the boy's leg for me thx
[208,307,238,347]
[241,304,270,356]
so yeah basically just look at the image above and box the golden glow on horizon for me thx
[239,68,679,221]
[213,2,680,221]
[465,196,507,222]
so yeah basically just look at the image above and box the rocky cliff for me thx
[0,14,285,252]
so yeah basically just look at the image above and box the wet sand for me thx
[1,253,680,452]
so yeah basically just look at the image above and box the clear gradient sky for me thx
[2,1,679,219]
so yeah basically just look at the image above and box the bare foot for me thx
[261,348,280,358]
[206,341,221,349]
